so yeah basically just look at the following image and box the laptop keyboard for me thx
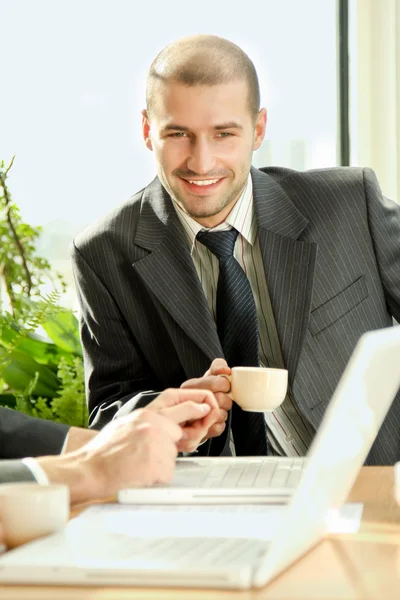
[89,536,267,567]
[173,458,305,489]
[2,533,268,570]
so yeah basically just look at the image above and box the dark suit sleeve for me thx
[0,407,69,459]
[363,168,400,322]
[71,243,162,429]
[0,460,37,483]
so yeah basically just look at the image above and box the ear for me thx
[253,108,267,151]
[142,109,153,151]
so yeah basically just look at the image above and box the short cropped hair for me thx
[146,35,260,120]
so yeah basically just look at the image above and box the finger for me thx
[181,375,231,394]
[150,388,219,410]
[146,412,183,444]
[147,388,180,411]
[216,409,228,423]
[207,422,227,439]
[178,417,215,452]
[178,433,206,453]
[204,358,230,377]
[180,402,220,434]
[192,424,222,445]
[215,392,233,411]
[162,401,211,425]
[172,388,219,410]
[180,407,218,433]
[200,404,220,430]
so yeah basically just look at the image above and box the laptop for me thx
[119,456,306,504]
[0,325,399,590]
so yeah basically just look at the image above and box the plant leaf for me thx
[42,310,83,356]
[0,314,69,366]
[0,347,60,397]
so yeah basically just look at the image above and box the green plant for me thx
[0,156,67,319]
[0,157,87,426]
[0,303,88,427]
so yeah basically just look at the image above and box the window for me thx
[0,0,339,306]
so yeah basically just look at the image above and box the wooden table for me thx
[1,466,400,600]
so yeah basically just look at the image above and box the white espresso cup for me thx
[0,482,69,549]
[223,367,288,412]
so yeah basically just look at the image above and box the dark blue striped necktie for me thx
[197,228,268,456]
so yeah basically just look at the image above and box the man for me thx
[71,35,400,464]
[0,388,218,503]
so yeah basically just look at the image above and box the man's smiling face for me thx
[142,80,266,227]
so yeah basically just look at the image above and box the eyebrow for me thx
[214,122,243,130]
[162,124,189,132]
[161,122,243,132]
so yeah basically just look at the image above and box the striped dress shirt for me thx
[172,176,314,456]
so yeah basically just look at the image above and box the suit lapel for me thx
[251,168,317,384]
[132,178,223,363]
[131,171,316,381]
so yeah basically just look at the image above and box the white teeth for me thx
[188,179,219,186]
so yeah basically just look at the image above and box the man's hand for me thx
[180,359,232,443]
[148,388,220,452]
[37,389,219,504]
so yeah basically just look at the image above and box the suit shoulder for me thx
[72,187,146,254]
[258,165,368,185]
[258,165,378,204]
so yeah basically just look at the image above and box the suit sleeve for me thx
[71,242,162,429]
[363,168,400,322]
[0,407,69,459]
[0,460,37,483]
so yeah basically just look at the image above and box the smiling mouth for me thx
[179,177,224,192]
[186,178,220,186]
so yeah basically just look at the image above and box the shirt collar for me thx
[172,174,256,255]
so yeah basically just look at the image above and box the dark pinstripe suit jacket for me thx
[0,407,69,483]
[71,166,400,465]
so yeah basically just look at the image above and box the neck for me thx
[194,210,234,229]
[193,189,246,229]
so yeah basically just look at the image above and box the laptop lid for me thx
[254,325,400,587]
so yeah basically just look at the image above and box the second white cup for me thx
[0,482,69,549]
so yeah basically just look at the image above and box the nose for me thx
[186,137,216,175]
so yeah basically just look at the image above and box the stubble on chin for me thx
[162,170,249,221]
[171,191,234,220]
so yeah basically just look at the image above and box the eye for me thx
[216,132,234,138]
[167,132,188,138]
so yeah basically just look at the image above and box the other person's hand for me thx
[180,358,232,443]
[148,387,220,452]
[38,389,215,503]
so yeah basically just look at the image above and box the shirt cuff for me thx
[60,431,70,454]
[20,457,50,485]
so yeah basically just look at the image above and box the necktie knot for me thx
[197,228,239,261]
